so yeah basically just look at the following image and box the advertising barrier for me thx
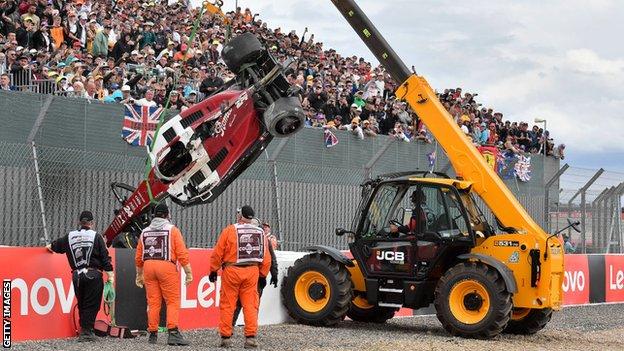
[2,247,624,342]
[0,247,115,342]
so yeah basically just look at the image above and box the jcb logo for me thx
[376,251,404,262]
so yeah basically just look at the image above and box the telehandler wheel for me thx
[347,295,397,323]
[434,262,512,339]
[504,308,552,334]
[281,253,352,326]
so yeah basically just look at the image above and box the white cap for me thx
[121,85,131,91]
[131,50,139,55]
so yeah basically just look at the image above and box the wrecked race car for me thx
[104,33,304,246]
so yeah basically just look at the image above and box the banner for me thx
[605,255,624,303]
[562,254,590,305]
[514,155,532,182]
[323,128,339,148]
[477,146,497,172]
[0,247,115,341]
[121,104,163,146]
[426,150,436,173]
[4,247,624,341]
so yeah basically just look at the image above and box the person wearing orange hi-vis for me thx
[135,203,193,346]
[209,205,271,349]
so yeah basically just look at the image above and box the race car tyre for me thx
[221,33,264,72]
[347,295,397,323]
[434,261,512,339]
[503,308,552,334]
[281,253,352,326]
[263,96,305,137]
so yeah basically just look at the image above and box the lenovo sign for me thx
[561,255,589,305]
[0,247,114,341]
[605,255,624,303]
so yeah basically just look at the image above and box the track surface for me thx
[14,304,624,351]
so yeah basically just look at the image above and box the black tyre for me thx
[434,262,512,339]
[263,97,305,137]
[347,295,397,323]
[281,253,352,326]
[221,33,264,72]
[504,308,552,334]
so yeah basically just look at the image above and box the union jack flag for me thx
[121,104,163,146]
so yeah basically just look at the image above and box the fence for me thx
[6,66,203,99]
[1,90,565,250]
[547,166,624,253]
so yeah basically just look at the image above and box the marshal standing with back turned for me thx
[46,210,114,342]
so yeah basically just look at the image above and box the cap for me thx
[240,205,254,220]
[121,85,131,91]
[154,202,169,216]
[79,210,94,222]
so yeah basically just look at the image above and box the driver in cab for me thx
[408,190,434,233]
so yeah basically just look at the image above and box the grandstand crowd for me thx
[0,0,562,158]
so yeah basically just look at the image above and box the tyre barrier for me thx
[1,246,623,341]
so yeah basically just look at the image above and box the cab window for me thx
[439,188,470,237]
[361,184,399,237]
[407,185,470,238]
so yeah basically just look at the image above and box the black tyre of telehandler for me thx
[346,296,397,323]
[221,33,264,72]
[504,308,552,334]
[434,262,513,339]
[281,253,352,327]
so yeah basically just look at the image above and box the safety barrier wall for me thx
[2,246,624,342]
[0,90,559,250]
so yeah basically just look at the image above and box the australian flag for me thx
[426,150,436,172]
[121,104,163,146]
[324,129,339,148]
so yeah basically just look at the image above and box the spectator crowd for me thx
[0,0,562,158]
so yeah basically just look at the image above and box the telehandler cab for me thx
[281,0,568,338]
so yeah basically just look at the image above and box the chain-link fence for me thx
[548,167,624,253]
[1,90,561,250]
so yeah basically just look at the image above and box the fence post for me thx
[544,163,569,233]
[363,138,395,179]
[31,142,49,244]
[606,182,624,253]
[615,187,624,253]
[439,159,452,174]
[267,138,290,245]
[566,168,603,253]
[592,187,610,248]
[26,95,53,245]
[601,187,616,251]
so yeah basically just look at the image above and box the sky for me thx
[192,0,624,174]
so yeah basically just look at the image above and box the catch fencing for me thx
[548,166,624,253]
[1,90,562,250]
